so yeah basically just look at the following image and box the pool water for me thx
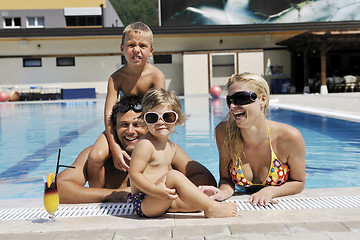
[0,96,359,199]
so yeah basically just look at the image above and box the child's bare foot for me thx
[204,201,237,218]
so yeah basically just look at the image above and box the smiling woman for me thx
[200,72,306,206]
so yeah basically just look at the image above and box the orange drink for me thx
[43,173,59,218]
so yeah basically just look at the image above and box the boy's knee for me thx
[166,170,186,183]
[167,169,182,176]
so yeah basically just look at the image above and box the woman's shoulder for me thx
[267,120,305,161]
[267,120,303,142]
[215,121,226,142]
[215,121,227,137]
[215,120,226,131]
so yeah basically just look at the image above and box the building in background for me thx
[0,0,122,29]
[160,0,360,95]
[1,0,360,97]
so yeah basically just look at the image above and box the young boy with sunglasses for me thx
[128,88,237,218]
[87,22,165,187]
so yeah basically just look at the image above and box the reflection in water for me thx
[210,98,224,118]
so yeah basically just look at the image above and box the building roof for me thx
[277,30,360,51]
[1,21,360,39]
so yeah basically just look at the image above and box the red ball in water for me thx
[0,92,9,102]
[209,85,222,98]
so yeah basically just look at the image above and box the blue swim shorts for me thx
[127,192,146,217]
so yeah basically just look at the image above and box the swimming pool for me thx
[0,96,359,199]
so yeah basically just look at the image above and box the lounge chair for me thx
[344,75,357,92]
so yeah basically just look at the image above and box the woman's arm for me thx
[200,122,235,201]
[215,122,236,200]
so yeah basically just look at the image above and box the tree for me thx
[110,0,159,26]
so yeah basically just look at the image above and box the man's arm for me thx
[57,146,130,204]
[171,144,217,187]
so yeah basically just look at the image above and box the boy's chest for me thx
[119,76,154,96]
[149,146,175,169]
[144,146,175,180]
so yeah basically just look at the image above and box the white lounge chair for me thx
[343,75,357,92]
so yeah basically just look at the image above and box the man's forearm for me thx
[188,171,217,187]
[58,180,130,204]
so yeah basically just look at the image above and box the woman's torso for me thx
[229,124,290,187]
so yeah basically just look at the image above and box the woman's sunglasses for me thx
[144,111,178,124]
[226,91,257,108]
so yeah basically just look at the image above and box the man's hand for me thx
[104,189,130,202]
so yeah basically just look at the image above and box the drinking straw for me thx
[59,165,76,169]
[55,149,75,180]
[55,149,61,177]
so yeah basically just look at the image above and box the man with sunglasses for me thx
[57,95,216,203]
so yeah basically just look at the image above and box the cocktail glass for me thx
[42,173,59,220]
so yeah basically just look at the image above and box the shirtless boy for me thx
[87,22,165,187]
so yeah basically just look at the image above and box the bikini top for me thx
[229,127,289,187]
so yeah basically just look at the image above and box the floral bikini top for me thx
[229,127,289,187]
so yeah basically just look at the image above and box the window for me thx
[56,57,75,67]
[154,55,172,64]
[4,17,21,28]
[23,58,42,67]
[65,16,101,27]
[27,17,44,28]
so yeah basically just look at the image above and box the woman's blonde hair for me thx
[223,72,270,167]
[121,21,153,46]
[141,88,187,125]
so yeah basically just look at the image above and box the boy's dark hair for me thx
[111,95,143,126]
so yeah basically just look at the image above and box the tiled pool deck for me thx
[1,92,360,240]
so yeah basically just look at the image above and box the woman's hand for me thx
[247,187,278,206]
[198,185,227,201]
